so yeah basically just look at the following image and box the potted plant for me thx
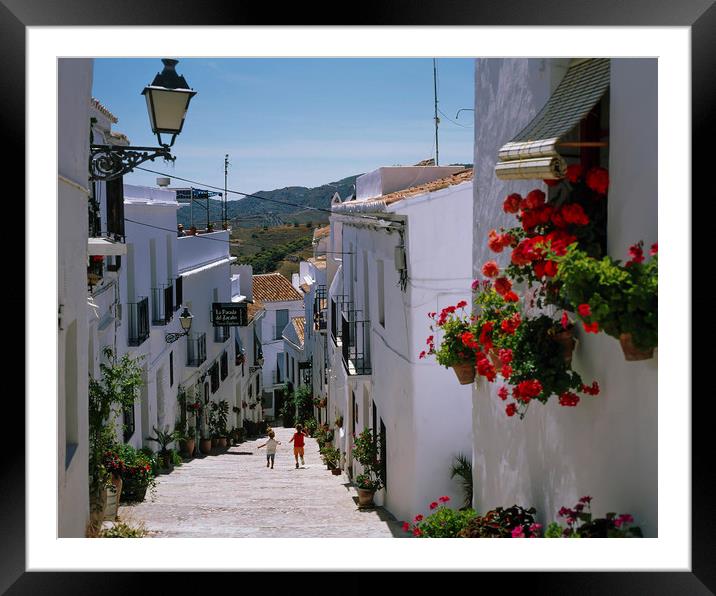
[216,400,230,448]
[495,313,600,419]
[551,241,658,360]
[115,444,157,503]
[420,300,477,384]
[334,415,343,429]
[320,445,340,470]
[546,496,643,538]
[352,428,384,507]
[146,426,180,472]
[402,496,477,538]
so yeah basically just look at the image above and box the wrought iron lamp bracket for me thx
[165,330,189,344]
[89,144,175,182]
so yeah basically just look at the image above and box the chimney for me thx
[157,177,171,187]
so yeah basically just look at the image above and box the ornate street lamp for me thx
[90,58,197,181]
[165,307,194,343]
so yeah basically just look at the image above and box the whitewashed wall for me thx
[58,58,93,537]
[326,179,474,522]
[471,58,658,535]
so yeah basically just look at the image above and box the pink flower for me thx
[579,496,592,504]
[511,526,525,538]
[628,241,645,264]
[471,279,480,291]
[412,527,423,537]
[418,351,426,359]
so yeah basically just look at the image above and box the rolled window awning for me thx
[495,59,610,180]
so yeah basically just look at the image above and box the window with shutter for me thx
[106,175,125,240]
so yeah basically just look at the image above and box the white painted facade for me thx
[58,58,94,537]
[326,167,474,522]
[176,229,240,439]
[253,277,303,420]
[471,58,658,534]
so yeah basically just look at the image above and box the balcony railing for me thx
[313,285,327,331]
[187,332,207,367]
[215,325,230,343]
[341,312,371,375]
[330,295,350,344]
[127,297,150,347]
[151,282,174,326]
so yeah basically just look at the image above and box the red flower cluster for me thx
[498,386,509,401]
[583,321,599,333]
[581,381,600,396]
[566,164,582,183]
[586,167,609,195]
[500,312,521,335]
[488,229,515,253]
[577,303,591,317]
[513,379,543,403]
[503,193,522,213]
[482,261,500,278]
[558,392,580,407]
[628,240,645,264]
[476,352,497,382]
[650,242,658,256]
[505,403,517,417]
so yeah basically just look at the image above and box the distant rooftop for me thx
[291,317,305,346]
[252,273,303,303]
[90,97,118,123]
[313,225,330,240]
[247,300,264,322]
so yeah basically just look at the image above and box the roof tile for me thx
[252,273,303,303]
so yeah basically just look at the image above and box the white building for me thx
[231,264,265,427]
[471,58,657,534]
[58,58,94,537]
[326,166,474,522]
[251,273,304,421]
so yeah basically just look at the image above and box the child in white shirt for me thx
[257,431,281,469]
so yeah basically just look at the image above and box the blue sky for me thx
[93,58,474,195]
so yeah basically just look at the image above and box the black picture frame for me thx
[7,0,710,591]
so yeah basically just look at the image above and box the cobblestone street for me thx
[117,426,404,537]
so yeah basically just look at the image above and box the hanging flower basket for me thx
[619,333,654,361]
[551,326,577,365]
[451,361,476,385]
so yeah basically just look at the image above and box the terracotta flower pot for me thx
[451,362,476,385]
[331,468,342,476]
[211,437,218,448]
[183,438,195,457]
[356,488,376,507]
[552,328,577,365]
[619,333,654,361]
[200,438,213,454]
[218,437,228,449]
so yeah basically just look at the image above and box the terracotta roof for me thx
[382,168,473,206]
[247,300,264,322]
[252,273,303,303]
[90,97,118,123]
[313,225,330,240]
[291,317,305,346]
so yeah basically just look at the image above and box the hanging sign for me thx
[211,302,247,327]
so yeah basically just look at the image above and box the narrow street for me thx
[117,426,404,537]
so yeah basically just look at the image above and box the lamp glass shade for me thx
[143,87,195,135]
[179,308,193,331]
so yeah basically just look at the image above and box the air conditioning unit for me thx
[394,246,406,270]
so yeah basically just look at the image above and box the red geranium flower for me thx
[565,164,583,183]
[561,312,570,329]
[429,501,439,510]
[418,351,426,359]
[493,276,512,296]
[577,303,591,317]
[456,300,467,309]
[503,193,523,214]
[503,291,519,303]
[650,242,658,256]
[628,241,645,264]
[488,229,505,253]
[402,522,410,532]
[524,189,546,210]
[561,203,590,226]
[583,321,599,333]
[414,514,424,522]
[505,403,517,417]
[543,178,561,187]
[586,167,609,194]
[439,495,450,503]
[498,386,509,401]
[412,527,423,537]
[482,261,500,278]
[558,392,580,407]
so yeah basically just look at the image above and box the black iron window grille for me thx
[341,310,371,375]
[151,285,169,325]
[220,351,228,381]
[187,332,207,367]
[174,275,183,311]
[215,325,230,343]
[127,297,150,347]
[163,280,174,323]
[210,361,220,393]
